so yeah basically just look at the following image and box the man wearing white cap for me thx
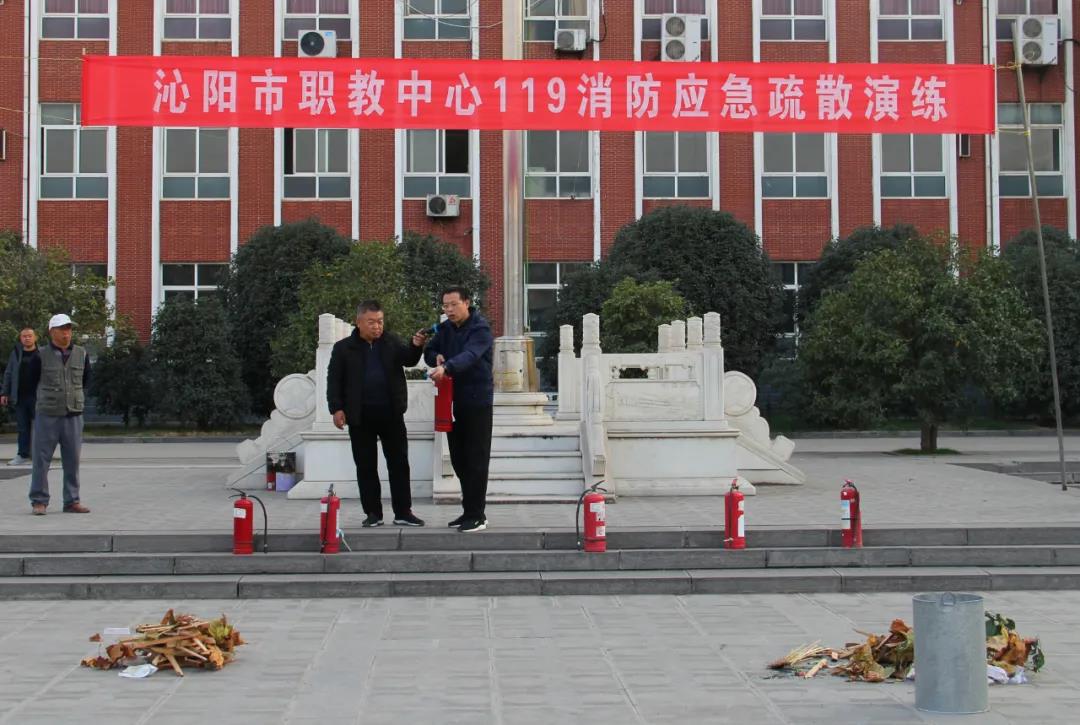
[28,314,92,515]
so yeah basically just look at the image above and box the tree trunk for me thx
[920,422,938,453]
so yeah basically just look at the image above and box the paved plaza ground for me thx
[0,433,1077,723]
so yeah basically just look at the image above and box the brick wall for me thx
[0,0,26,233]
[160,202,231,262]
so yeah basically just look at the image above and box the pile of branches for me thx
[81,609,245,677]
[768,612,1043,683]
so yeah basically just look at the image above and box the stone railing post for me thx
[657,323,672,353]
[556,324,580,420]
[314,314,351,431]
[580,314,605,482]
[702,312,725,422]
[687,317,703,351]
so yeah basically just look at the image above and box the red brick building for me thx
[0,1,1076,339]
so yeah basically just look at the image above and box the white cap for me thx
[48,313,74,329]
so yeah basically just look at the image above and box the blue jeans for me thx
[14,397,35,459]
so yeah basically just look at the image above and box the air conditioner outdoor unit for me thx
[1015,15,1058,66]
[426,193,460,218]
[554,28,588,52]
[298,29,337,58]
[661,14,702,62]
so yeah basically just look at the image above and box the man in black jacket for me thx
[327,300,426,528]
[425,286,495,533]
[1,327,40,466]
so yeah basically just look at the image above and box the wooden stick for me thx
[802,658,830,679]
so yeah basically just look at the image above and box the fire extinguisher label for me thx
[595,525,606,538]
[233,508,247,519]
[737,515,744,538]
[841,499,851,527]
[589,502,606,522]
[320,503,328,513]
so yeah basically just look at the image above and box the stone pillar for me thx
[657,323,672,353]
[702,312,725,422]
[314,314,347,432]
[556,324,580,420]
[687,317,703,351]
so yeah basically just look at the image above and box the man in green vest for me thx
[28,314,91,515]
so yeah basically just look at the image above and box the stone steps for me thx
[2,545,1079,578]
[1,566,1078,600]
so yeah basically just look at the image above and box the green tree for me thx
[798,223,920,313]
[223,219,351,414]
[605,206,781,375]
[397,231,490,315]
[1001,226,1080,421]
[536,263,618,386]
[0,233,111,352]
[600,278,688,353]
[151,297,249,430]
[800,237,1044,451]
[91,321,154,427]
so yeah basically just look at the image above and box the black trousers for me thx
[348,406,412,519]
[446,404,493,519]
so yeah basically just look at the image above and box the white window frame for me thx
[41,0,111,40]
[525,0,592,42]
[878,0,944,42]
[762,133,829,199]
[879,134,947,198]
[403,0,473,40]
[40,103,108,200]
[162,128,231,200]
[996,0,1058,41]
[404,129,472,199]
[641,131,711,199]
[998,103,1065,198]
[641,0,709,41]
[284,128,350,199]
[161,263,229,302]
[526,261,590,334]
[283,0,352,41]
[525,131,594,199]
[771,261,813,340]
[760,0,828,42]
[162,0,232,41]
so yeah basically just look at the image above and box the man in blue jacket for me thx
[425,286,494,532]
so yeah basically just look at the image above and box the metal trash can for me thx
[913,592,988,714]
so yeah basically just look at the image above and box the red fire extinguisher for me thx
[320,484,341,554]
[576,482,608,553]
[724,478,746,550]
[229,489,268,555]
[841,479,863,548]
[434,374,454,432]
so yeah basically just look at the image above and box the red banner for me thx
[82,56,995,134]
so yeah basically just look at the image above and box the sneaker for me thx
[393,512,425,527]
[447,515,467,528]
[31,504,46,516]
[458,518,487,533]
[8,456,31,466]
[361,515,383,528]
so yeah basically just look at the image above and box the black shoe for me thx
[361,515,383,528]
[393,512,425,527]
[458,517,487,533]
[447,515,467,528]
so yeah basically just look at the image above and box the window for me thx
[642,0,708,41]
[404,0,471,40]
[161,263,228,302]
[763,133,827,198]
[163,0,231,41]
[284,128,349,198]
[998,103,1064,197]
[997,0,1057,40]
[41,0,109,39]
[878,0,943,41]
[642,132,709,198]
[880,134,946,197]
[40,103,107,199]
[404,130,470,198]
[525,0,591,42]
[771,262,814,337]
[163,128,230,199]
[526,262,590,333]
[283,0,351,41]
[761,0,827,41]
[525,131,592,198]
[73,263,107,280]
